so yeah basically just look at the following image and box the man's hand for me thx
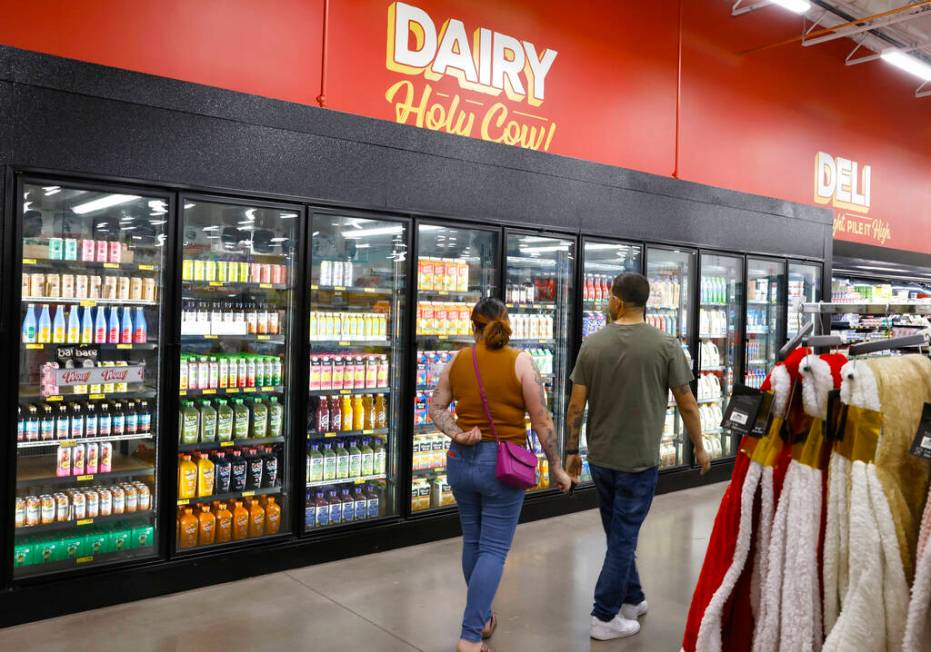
[565,454,583,479]
[451,427,482,446]
[695,447,712,475]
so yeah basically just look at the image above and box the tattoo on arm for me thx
[566,403,584,449]
[529,364,561,468]
[429,394,463,438]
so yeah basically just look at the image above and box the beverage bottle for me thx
[373,438,386,475]
[39,403,54,441]
[340,488,355,522]
[353,487,368,521]
[196,453,215,497]
[199,400,217,443]
[94,306,107,343]
[111,400,125,437]
[79,305,93,344]
[197,504,217,546]
[138,400,151,434]
[322,442,337,481]
[365,484,381,519]
[247,498,265,538]
[351,395,365,431]
[180,400,199,445]
[84,402,97,438]
[327,489,342,526]
[216,399,233,442]
[374,394,387,429]
[55,403,70,440]
[267,396,283,438]
[107,305,120,343]
[335,441,349,479]
[313,490,329,528]
[25,405,39,442]
[37,304,52,343]
[261,446,278,488]
[314,397,329,434]
[245,448,264,490]
[119,306,132,344]
[229,450,247,492]
[64,306,80,344]
[231,501,249,540]
[52,305,66,343]
[179,508,199,549]
[362,394,375,430]
[232,398,250,440]
[133,307,147,343]
[22,304,37,343]
[211,451,232,493]
[98,402,112,437]
[307,443,324,482]
[340,394,352,432]
[360,438,375,476]
[125,399,139,435]
[264,496,282,535]
[177,454,197,499]
[214,503,232,544]
[348,438,362,478]
[251,397,268,438]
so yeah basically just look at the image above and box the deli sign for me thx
[815,151,891,246]
[384,1,559,151]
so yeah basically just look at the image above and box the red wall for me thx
[0,0,928,255]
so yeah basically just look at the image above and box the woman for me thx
[429,297,573,652]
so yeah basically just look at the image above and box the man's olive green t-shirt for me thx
[570,322,694,472]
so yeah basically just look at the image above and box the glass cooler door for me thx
[13,181,167,577]
[745,258,786,388]
[175,198,298,552]
[412,224,499,514]
[646,247,695,470]
[698,253,743,461]
[305,213,408,531]
[788,262,822,340]
[505,232,576,493]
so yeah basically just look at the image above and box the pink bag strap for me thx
[471,346,500,443]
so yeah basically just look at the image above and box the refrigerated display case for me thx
[12,181,166,577]
[646,247,695,470]
[698,254,742,461]
[576,240,642,481]
[305,213,407,530]
[505,232,575,492]
[175,198,298,551]
[788,262,822,339]
[745,258,786,388]
[412,224,499,513]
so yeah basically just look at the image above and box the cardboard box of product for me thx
[108,528,132,553]
[61,534,84,560]
[13,541,34,567]
[85,531,108,557]
[131,525,154,549]
[35,537,62,563]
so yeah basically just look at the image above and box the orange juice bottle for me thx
[264,496,282,535]
[247,498,266,538]
[214,502,232,544]
[340,394,353,432]
[351,395,365,430]
[374,394,387,429]
[178,454,197,500]
[179,508,198,549]
[196,453,215,498]
[232,500,249,540]
[197,505,216,546]
[362,394,375,430]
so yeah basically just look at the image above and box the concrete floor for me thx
[0,482,726,652]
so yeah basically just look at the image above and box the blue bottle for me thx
[121,306,133,344]
[133,306,148,343]
[108,306,120,343]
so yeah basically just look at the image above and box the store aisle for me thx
[0,482,725,652]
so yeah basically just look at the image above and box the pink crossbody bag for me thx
[471,346,538,490]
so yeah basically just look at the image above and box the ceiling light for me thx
[343,225,404,238]
[355,243,371,249]
[881,50,931,81]
[43,186,61,196]
[280,212,298,219]
[586,243,627,251]
[72,194,140,214]
[520,245,571,254]
[770,0,810,14]
[184,203,195,209]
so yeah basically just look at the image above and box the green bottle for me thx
[348,438,362,478]
[360,437,374,476]
[307,444,324,483]
[216,399,233,442]
[322,442,336,481]
[373,438,386,475]
[267,396,283,438]
[199,400,217,443]
[251,396,268,439]
[232,398,250,441]
[180,400,200,445]
[335,441,349,479]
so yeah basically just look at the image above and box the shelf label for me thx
[437,291,449,296]
[138,264,155,271]
[79,299,97,307]
[438,335,448,340]
[51,365,145,388]
[310,284,319,290]
[103,263,119,269]
[334,286,346,291]
[259,283,272,289]
[23,258,37,265]
[354,479,366,484]
[203,335,218,340]
[209,281,223,287]
[538,339,547,344]
[77,518,94,526]
[26,343,44,350]
[338,341,350,346]
[46,395,63,402]
[339,389,350,395]
[241,490,255,497]
[257,335,270,341]
[261,386,274,392]
[220,441,234,447]
[89,394,105,400]
[116,344,132,350]
[59,440,76,448]
[76,556,95,564]
[202,389,216,395]
[76,475,94,482]
[179,390,187,396]
[362,429,373,435]
[225,388,239,394]
[324,432,337,438]
[177,499,189,506]
[243,387,256,393]
[363,288,376,294]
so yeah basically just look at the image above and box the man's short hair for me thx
[611,273,650,308]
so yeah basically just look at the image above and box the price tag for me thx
[363,288,376,294]
[910,404,931,460]
[538,339,548,344]
[23,258,37,265]
[77,518,94,526]
[259,283,272,289]
[438,335,448,340]
[257,335,270,341]
[117,343,132,350]
[89,394,104,400]
[730,411,749,426]
[138,264,155,271]
[324,432,337,438]
[220,441,234,447]
[76,556,95,564]
[362,430,373,435]
[80,299,96,307]
[438,291,449,296]
[204,335,218,340]
[340,389,350,395]
[177,499,189,506]
[77,475,94,482]
[202,389,216,395]
[59,440,76,448]
[103,262,118,269]
[354,479,365,485]
[334,286,346,291]
[243,387,256,393]
[338,341,350,346]
[209,281,223,287]
[225,388,239,394]
[179,390,187,396]
[47,395,63,402]
[311,284,319,290]
[261,386,273,392]
[241,490,255,497]
[26,343,44,350]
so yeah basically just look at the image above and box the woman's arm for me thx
[516,352,572,491]
[428,353,481,445]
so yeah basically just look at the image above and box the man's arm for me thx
[671,383,711,474]
[564,383,588,478]
[428,354,481,445]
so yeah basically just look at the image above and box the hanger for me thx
[847,333,930,357]
[777,321,813,362]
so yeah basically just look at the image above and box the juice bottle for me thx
[340,394,353,432]
[353,487,368,521]
[261,446,278,488]
[247,498,265,537]
[180,400,199,445]
[21,304,37,343]
[340,488,355,523]
[315,397,330,433]
[251,397,268,439]
[52,305,66,343]
[214,503,232,543]
[232,399,250,440]
[229,450,247,492]
[362,394,375,430]
[245,448,264,490]
[374,394,387,429]
[348,438,362,478]
[197,505,217,546]
[264,497,281,535]
[329,395,341,431]
[216,399,233,442]
[37,304,52,344]
[211,451,232,493]
[199,399,217,443]
[179,508,198,549]
[67,305,81,343]
[322,442,336,481]
[351,395,364,430]
[307,444,323,482]
[231,501,249,540]
[196,453,215,498]
[327,490,342,526]
[267,396,283,438]
[335,441,349,479]
[365,484,381,519]
[373,439,386,475]
[177,454,197,499]
[360,438,374,476]
[314,491,329,528]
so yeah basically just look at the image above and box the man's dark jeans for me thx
[589,464,659,622]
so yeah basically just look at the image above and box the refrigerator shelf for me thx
[181,334,285,344]
[413,424,441,434]
[177,485,281,507]
[699,333,728,339]
[511,338,556,345]
[20,389,157,403]
[746,328,770,334]
[307,428,390,439]
[18,433,154,449]
[180,385,284,397]
[413,466,446,475]
[182,280,288,291]
[505,302,557,309]
[23,342,158,351]
[306,473,387,488]
[418,289,484,300]
[698,396,723,404]
[311,284,393,296]
[700,302,729,307]
[747,301,772,306]
[747,360,769,366]
[648,304,680,311]
[308,387,389,396]
[178,436,286,453]
[23,258,160,273]
[15,510,154,536]
[22,297,158,307]
[700,366,726,372]
[14,546,157,578]
[17,455,154,488]
[310,339,391,347]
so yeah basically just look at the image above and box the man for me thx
[565,272,711,641]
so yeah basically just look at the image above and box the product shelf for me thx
[23,342,158,352]
[305,473,387,488]
[22,297,158,307]
[700,302,729,307]
[413,424,441,435]
[310,339,391,348]
[23,258,160,273]
[700,366,726,372]
[177,485,281,507]
[747,360,770,366]
[19,389,157,404]
[178,436,286,453]
[417,289,484,301]
[511,338,556,345]
[14,545,157,577]
[311,284,393,296]
[308,387,389,397]
[182,281,288,291]
[307,428,390,439]
[648,304,680,310]
[181,334,285,344]
[16,454,154,489]
[505,302,557,309]
[15,510,155,536]
[412,465,446,475]
[699,333,728,339]
[18,432,154,449]
[746,328,770,335]
[416,334,473,342]
[179,385,284,398]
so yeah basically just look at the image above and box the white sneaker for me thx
[590,615,641,640]
[621,600,649,620]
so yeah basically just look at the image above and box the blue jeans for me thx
[590,464,659,622]
[447,441,525,642]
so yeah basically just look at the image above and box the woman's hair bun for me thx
[483,318,512,349]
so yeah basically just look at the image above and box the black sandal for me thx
[482,612,497,640]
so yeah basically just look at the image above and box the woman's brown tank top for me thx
[448,343,527,444]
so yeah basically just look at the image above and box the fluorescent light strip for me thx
[72,194,140,214]
[342,225,404,238]
[770,0,811,14]
[881,49,931,81]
